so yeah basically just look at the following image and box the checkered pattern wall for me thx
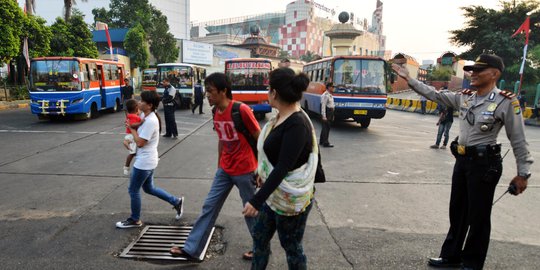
[279,19,324,58]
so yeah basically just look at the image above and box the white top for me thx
[165,85,177,96]
[134,112,159,170]
[321,91,335,118]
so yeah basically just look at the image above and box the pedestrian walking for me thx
[242,67,316,270]
[192,79,205,114]
[420,95,427,114]
[393,54,533,270]
[123,99,143,176]
[319,82,335,147]
[161,78,178,139]
[121,78,134,109]
[116,90,184,229]
[170,73,260,261]
[430,98,454,150]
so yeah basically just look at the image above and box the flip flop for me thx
[242,251,253,260]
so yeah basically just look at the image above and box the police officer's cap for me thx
[463,54,504,72]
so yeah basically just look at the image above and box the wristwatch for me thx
[519,172,531,180]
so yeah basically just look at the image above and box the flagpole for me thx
[511,16,530,93]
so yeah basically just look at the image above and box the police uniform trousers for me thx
[441,144,502,269]
[163,104,178,136]
[319,108,334,145]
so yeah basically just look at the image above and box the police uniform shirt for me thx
[163,85,177,105]
[408,79,533,175]
[321,91,335,118]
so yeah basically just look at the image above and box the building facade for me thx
[149,0,190,40]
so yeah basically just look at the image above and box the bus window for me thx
[29,59,81,91]
[110,65,118,80]
[80,63,89,82]
[103,64,111,81]
[89,63,97,81]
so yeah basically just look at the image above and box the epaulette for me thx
[499,90,516,99]
[460,89,474,95]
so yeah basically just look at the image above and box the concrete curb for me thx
[386,96,539,126]
[0,100,30,111]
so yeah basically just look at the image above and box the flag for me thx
[96,22,113,60]
[511,17,531,89]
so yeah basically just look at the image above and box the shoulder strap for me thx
[499,90,517,99]
[460,89,474,95]
[231,102,258,158]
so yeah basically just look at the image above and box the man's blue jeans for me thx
[128,167,179,221]
[183,168,256,258]
[436,121,453,146]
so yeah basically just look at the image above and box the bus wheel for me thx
[255,112,265,120]
[358,118,371,128]
[86,103,98,119]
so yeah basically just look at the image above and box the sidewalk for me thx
[0,100,30,111]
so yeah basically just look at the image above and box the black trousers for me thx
[440,154,502,269]
[319,109,334,145]
[163,104,178,136]
[192,99,203,114]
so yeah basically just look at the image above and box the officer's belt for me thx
[450,143,501,158]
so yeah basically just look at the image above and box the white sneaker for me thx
[123,166,129,176]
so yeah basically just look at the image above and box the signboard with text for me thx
[182,40,213,66]
[226,62,271,69]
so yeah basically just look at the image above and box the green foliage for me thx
[49,14,98,58]
[450,0,540,83]
[24,16,52,58]
[428,66,454,81]
[0,0,25,64]
[92,0,179,64]
[124,24,148,69]
[300,51,321,63]
[148,9,179,63]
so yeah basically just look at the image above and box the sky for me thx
[19,0,503,63]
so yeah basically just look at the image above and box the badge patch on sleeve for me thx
[514,106,521,115]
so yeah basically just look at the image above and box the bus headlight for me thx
[72,98,84,105]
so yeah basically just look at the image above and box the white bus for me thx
[156,63,207,108]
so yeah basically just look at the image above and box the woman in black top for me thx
[243,68,314,270]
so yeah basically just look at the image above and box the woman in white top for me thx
[116,91,184,228]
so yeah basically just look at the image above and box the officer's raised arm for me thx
[501,96,533,195]
[392,64,460,109]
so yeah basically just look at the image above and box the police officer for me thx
[161,78,178,139]
[320,82,335,147]
[392,54,533,270]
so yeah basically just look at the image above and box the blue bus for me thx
[29,57,125,119]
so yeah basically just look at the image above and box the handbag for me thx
[315,151,326,183]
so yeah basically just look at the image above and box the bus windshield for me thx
[333,59,386,94]
[142,68,157,83]
[226,61,271,90]
[157,66,192,89]
[29,60,81,92]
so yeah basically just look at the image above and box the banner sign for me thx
[226,62,271,69]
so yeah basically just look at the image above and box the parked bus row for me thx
[28,56,392,127]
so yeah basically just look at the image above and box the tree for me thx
[92,0,179,64]
[428,66,454,81]
[450,0,540,83]
[124,23,148,69]
[0,0,25,64]
[148,9,179,63]
[64,0,88,21]
[300,51,320,62]
[49,13,98,58]
[24,15,52,58]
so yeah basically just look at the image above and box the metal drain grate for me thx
[119,225,215,261]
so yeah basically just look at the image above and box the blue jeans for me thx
[252,202,312,270]
[128,167,179,221]
[435,121,453,146]
[183,168,256,258]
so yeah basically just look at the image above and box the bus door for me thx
[97,64,106,108]
[118,66,124,86]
